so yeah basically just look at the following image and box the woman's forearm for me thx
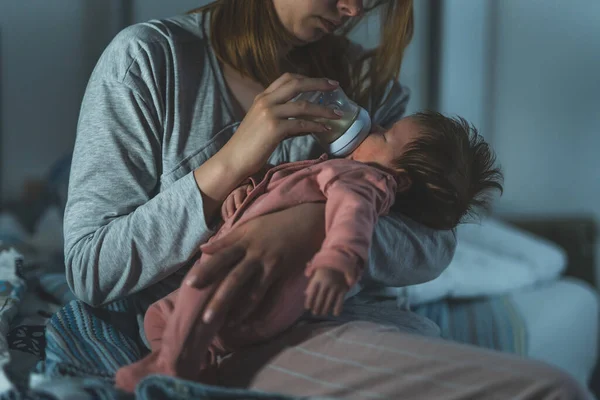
[193,149,249,223]
[365,213,457,287]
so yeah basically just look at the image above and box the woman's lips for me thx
[319,17,340,33]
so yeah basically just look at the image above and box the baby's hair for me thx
[390,111,504,230]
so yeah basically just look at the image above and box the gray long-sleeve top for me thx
[64,12,456,308]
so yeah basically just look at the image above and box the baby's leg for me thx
[143,290,179,352]
[115,260,224,392]
[217,265,310,350]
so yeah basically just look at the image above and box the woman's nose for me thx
[337,0,364,17]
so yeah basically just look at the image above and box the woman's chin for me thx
[295,28,327,45]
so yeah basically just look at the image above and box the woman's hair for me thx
[188,0,413,111]
[390,111,504,230]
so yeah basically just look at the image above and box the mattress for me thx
[510,277,599,386]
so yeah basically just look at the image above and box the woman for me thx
[64,0,589,398]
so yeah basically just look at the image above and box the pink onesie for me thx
[115,155,397,391]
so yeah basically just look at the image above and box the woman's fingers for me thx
[186,245,245,288]
[275,118,333,138]
[234,270,272,324]
[267,76,339,104]
[200,231,241,254]
[203,259,261,323]
[262,72,305,94]
[223,271,262,324]
[274,100,343,120]
[224,74,339,177]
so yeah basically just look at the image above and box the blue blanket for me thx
[0,266,528,399]
[413,297,527,355]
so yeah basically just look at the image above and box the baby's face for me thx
[347,117,421,169]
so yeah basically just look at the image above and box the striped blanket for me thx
[413,297,528,355]
[0,252,528,399]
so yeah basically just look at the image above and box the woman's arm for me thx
[365,78,457,286]
[66,25,343,306]
[64,77,230,307]
[367,214,457,287]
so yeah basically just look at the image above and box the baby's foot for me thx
[115,350,217,392]
[115,352,173,393]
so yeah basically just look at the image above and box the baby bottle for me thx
[292,87,371,156]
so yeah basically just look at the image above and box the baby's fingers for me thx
[233,190,245,210]
[227,198,237,218]
[222,198,232,219]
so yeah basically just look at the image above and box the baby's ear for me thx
[395,169,412,193]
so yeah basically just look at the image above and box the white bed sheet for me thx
[510,277,599,387]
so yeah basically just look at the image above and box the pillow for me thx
[401,218,568,306]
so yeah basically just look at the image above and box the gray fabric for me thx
[64,12,456,328]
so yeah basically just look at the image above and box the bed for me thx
[511,277,598,386]
[0,159,597,399]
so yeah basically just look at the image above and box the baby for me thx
[115,110,503,391]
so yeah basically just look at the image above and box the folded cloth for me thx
[39,299,333,399]
[368,218,567,306]
[404,218,567,305]
[0,249,27,394]
[413,295,528,355]
[1,374,335,400]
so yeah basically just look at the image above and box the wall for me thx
[491,0,600,287]
[436,0,494,137]
[132,0,210,23]
[438,0,600,217]
[437,0,600,286]
[0,1,123,201]
[491,0,600,218]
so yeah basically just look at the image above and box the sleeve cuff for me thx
[306,249,363,287]
[177,171,218,241]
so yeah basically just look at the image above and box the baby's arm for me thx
[221,183,253,220]
[305,267,348,316]
[220,164,275,220]
[304,166,396,314]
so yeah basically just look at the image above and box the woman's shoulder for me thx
[93,13,211,83]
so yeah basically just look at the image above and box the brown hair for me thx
[391,111,504,230]
[188,0,414,111]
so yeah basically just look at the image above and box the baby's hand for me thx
[305,268,349,317]
[222,183,253,220]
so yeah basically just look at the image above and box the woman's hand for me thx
[219,73,343,177]
[221,183,253,220]
[193,74,341,221]
[185,203,326,324]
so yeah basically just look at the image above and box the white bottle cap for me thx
[325,107,371,156]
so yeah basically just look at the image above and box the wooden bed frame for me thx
[503,215,598,289]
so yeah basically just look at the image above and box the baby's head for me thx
[348,111,504,230]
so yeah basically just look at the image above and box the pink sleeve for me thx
[305,167,397,287]
[221,164,275,222]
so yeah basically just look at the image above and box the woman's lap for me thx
[217,320,591,400]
